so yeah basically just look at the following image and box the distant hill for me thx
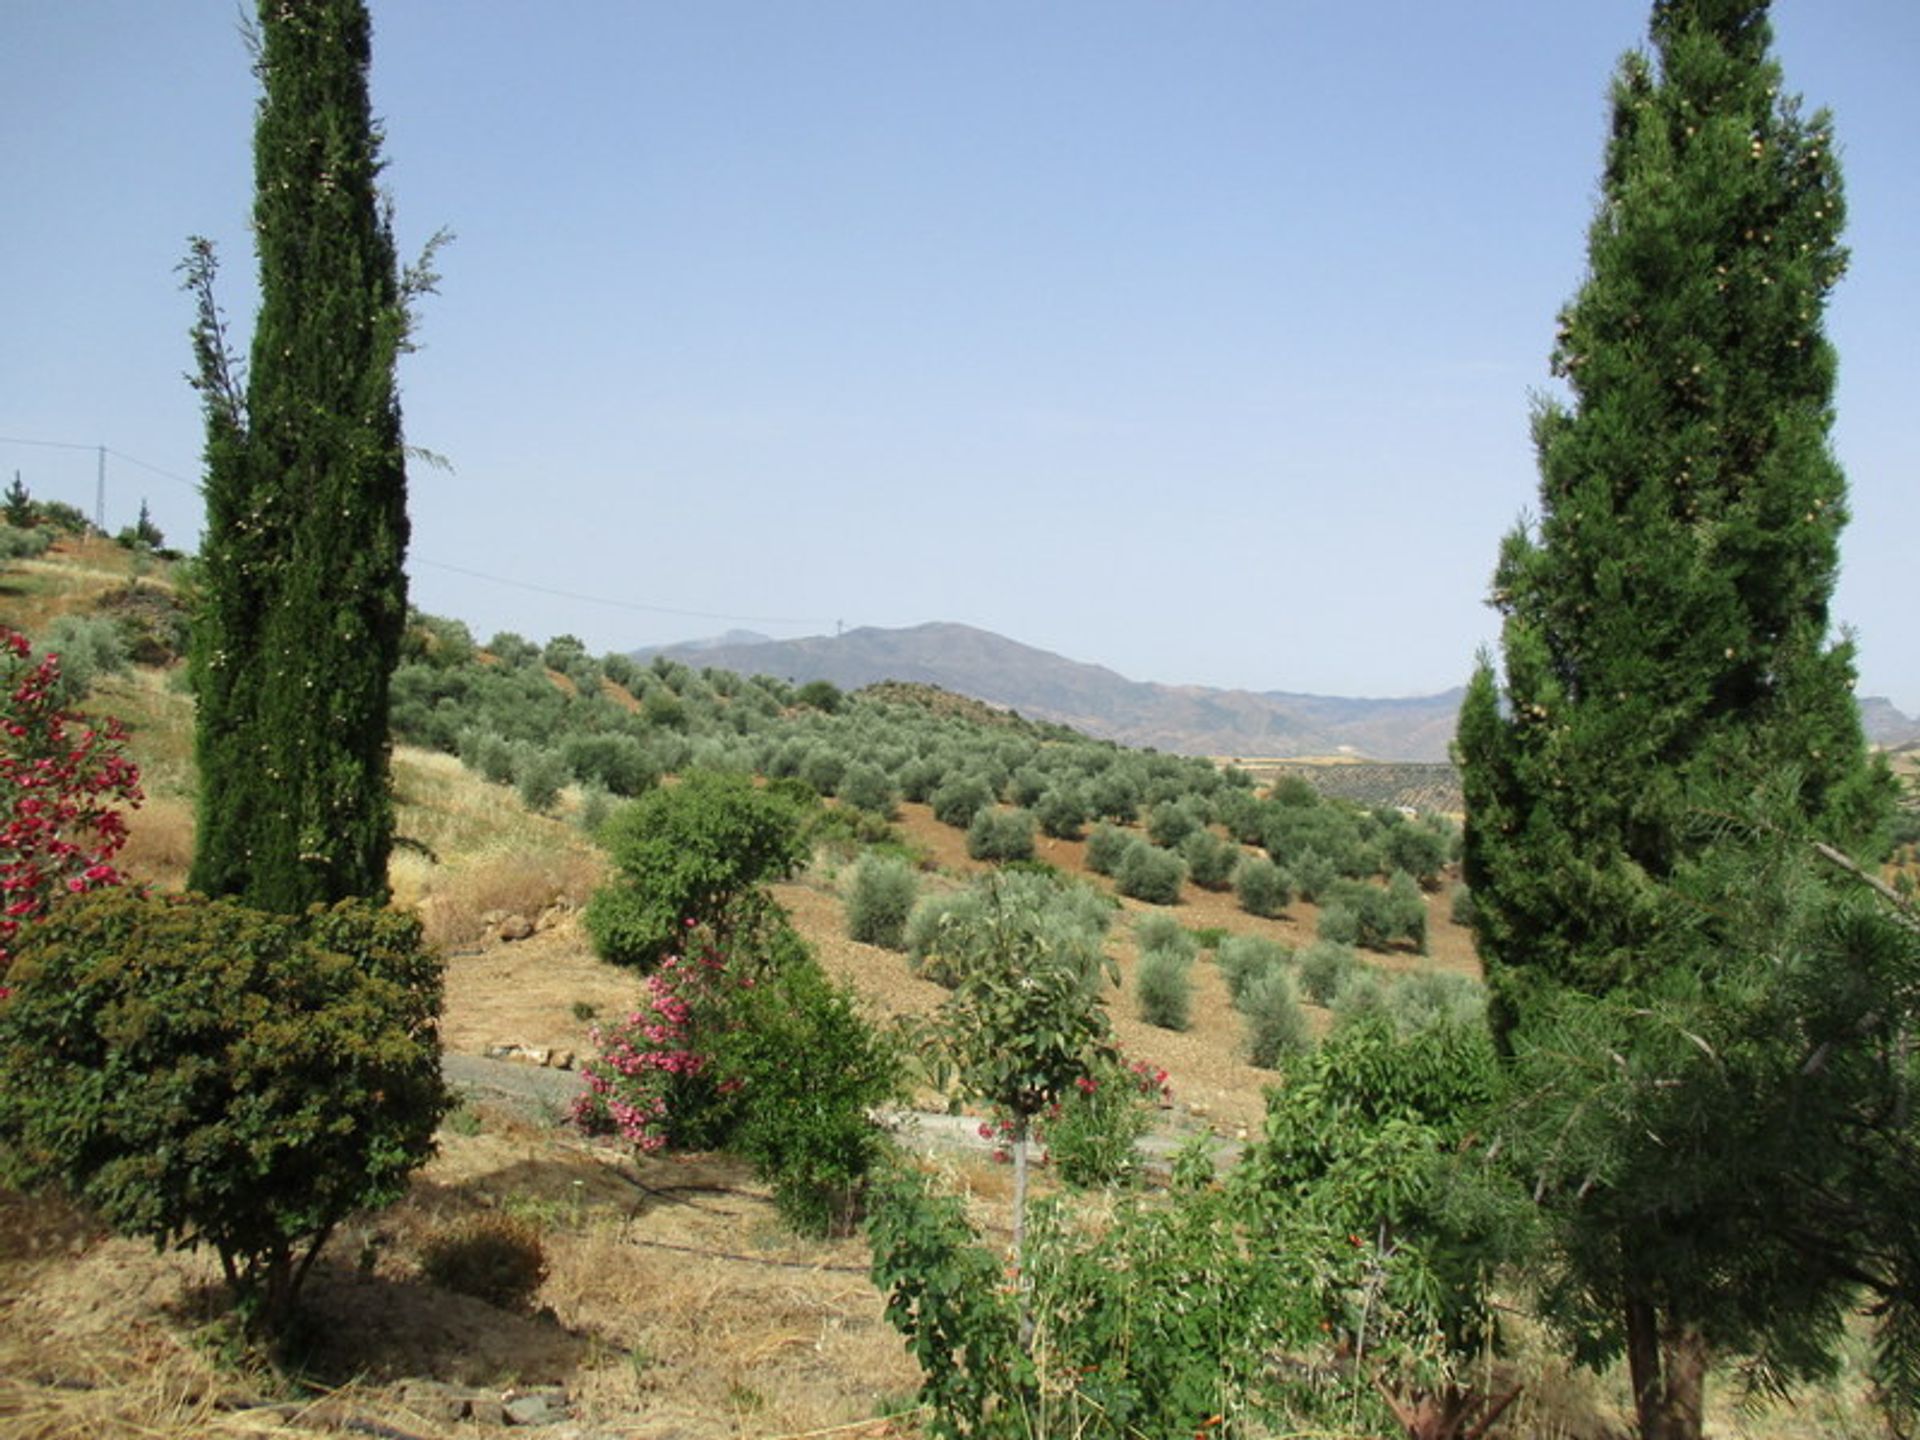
[634,622,1466,762]
[1861,697,1920,749]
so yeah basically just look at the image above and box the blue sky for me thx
[5,3,1916,711]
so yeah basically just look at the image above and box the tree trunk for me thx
[1626,1299,1707,1440]
[1013,1115,1033,1351]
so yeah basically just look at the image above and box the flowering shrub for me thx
[572,933,735,1154]
[574,918,901,1234]
[0,627,142,983]
[976,1056,1172,1189]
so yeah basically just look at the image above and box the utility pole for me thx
[94,446,105,533]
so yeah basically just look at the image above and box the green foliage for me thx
[931,774,995,829]
[1034,785,1087,841]
[513,745,568,814]
[846,853,918,950]
[1179,827,1241,891]
[1131,911,1194,962]
[2,476,31,528]
[908,871,1111,992]
[1082,822,1132,876]
[1232,853,1291,918]
[838,760,897,817]
[1041,1055,1166,1191]
[1288,847,1336,902]
[714,955,903,1236]
[36,613,129,706]
[0,522,52,564]
[1297,939,1359,1006]
[585,770,808,971]
[1239,970,1310,1068]
[1319,875,1426,953]
[795,678,844,713]
[1115,842,1184,905]
[184,0,426,912]
[1145,799,1200,849]
[966,806,1036,863]
[0,890,448,1336]
[1455,6,1902,1428]
[1135,947,1193,1031]
[1216,933,1290,1006]
[418,1213,549,1310]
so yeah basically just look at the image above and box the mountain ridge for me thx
[634,621,1920,762]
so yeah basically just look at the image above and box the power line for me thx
[0,436,201,493]
[412,557,835,630]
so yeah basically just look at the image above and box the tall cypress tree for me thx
[187,0,419,911]
[1458,2,1894,1435]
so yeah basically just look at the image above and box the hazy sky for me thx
[5,3,1916,711]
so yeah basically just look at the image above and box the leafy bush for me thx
[930,774,995,829]
[1234,854,1292,917]
[0,523,52,562]
[1132,911,1197,964]
[796,678,844,713]
[37,613,129,705]
[419,1213,549,1309]
[1180,828,1241,891]
[799,746,847,798]
[838,761,897,817]
[1084,823,1134,876]
[1089,770,1142,824]
[1317,899,1361,946]
[1216,933,1291,1005]
[514,746,569,814]
[846,854,918,950]
[1043,1056,1169,1190]
[1449,882,1477,929]
[1240,970,1311,1068]
[0,890,448,1335]
[1136,947,1193,1030]
[1116,842,1185,905]
[1329,966,1391,1026]
[1297,940,1359,1005]
[585,770,808,971]
[966,806,1036,863]
[908,871,1111,990]
[1290,847,1336,902]
[1386,969,1486,1033]
[560,732,657,798]
[1035,785,1088,840]
[1146,799,1200,849]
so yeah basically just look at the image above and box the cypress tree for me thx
[187,0,428,911]
[1458,2,1895,1434]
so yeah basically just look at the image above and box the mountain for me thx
[634,622,1466,761]
[1860,697,1920,749]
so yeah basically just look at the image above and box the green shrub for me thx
[839,761,897,817]
[896,756,944,804]
[585,770,808,971]
[931,774,995,829]
[1317,900,1361,946]
[714,957,901,1236]
[847,854,918,950]
[1117,843,1185,905]
[1089,770,1141,824]
[1448,883,1476,929]
[0,523,52,562]
[1180,829,1241,891]
[1217,933,1291,1005]
[799,747,847,798]
[515,746,569,814]
[1330,967,1391,1027]
[1297,940,1359,1005]
[795,679,844,713]
[1084,823,1134,876]
[37,613,129,705]
[0,890,448,1335]
[1035,786,1088,841]
[1136,947,1193,1030]
[559,732,657,798]
[907,871,1110,990]
[1233,855,1292,918]
[1288,847,1336,903]
[1386,869,1429,952]
[1241,970,1311,1068]
[967,806,1036,863]
[1386,970,1486,1033]
[1043,1055,1165,1190]
[1133,912,1197,965]
[1146,800,1200,849]
[419,1213,549,1309]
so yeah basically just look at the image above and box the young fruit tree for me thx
[1456,2,1902,1434]
[184,0,442,911]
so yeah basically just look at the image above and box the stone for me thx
[497,913,535,942]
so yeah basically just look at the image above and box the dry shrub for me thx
[402,846,604,952]
[417,1212,549,1310]
[114,794,195,890]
